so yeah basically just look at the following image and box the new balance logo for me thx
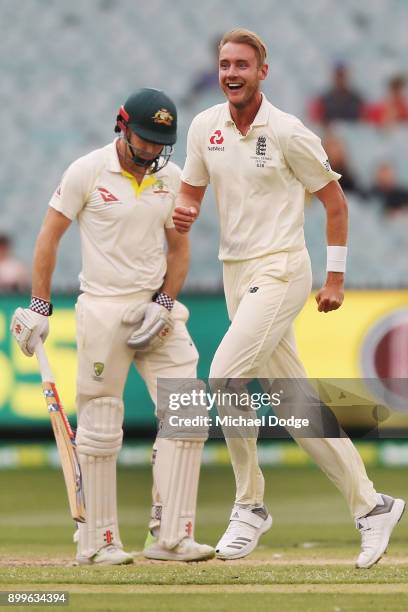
[249,286,259,293]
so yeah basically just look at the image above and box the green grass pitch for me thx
[1,463,407,611]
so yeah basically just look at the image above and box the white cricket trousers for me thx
[209,249,378,519]
[75,291,198,411]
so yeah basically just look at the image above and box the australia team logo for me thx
[153,178,170,195]
[152,108,174,126]
[93,362,105,378]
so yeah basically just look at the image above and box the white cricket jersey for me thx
[182,94,341,261]
[49,140,181,296]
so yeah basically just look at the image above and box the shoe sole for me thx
[143,549,215,562]
[216,513,273,560]
[75,556,134,566]
[356,498,406,569]
[93,557,134,565]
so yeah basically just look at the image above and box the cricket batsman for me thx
[173,29,405,568]
[11,88,214,564]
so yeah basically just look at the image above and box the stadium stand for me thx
[1,0,407,289]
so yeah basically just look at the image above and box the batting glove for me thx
[125,302,173,351]
[11,299,51,357]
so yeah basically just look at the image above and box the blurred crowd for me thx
[309,64,408,216]
[0,235,29,294]
[2,41,407,293]
[323,131,408,216]
[309,64,408,128]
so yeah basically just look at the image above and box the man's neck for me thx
[229,91,263,136]
[122,161,147,185]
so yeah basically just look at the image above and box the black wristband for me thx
[30,296,53,316]
[153,292,174,311]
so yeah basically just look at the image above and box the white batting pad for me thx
[153,437,204,549]
[76,397,124,559]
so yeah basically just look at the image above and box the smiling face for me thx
[219,42,268,109]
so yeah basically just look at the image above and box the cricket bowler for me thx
[11,88,214,564]
[173,29,405,568]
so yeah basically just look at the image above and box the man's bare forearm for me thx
[160,240,190,300]
[31,230,59,300]
[314,181,348,310]
[315,181,348,284]
[325,187,348,285]
[315,180,348,247]
[326,192,348,246]
[31,208,72,301]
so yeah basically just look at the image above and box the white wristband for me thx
[326,246,347,273]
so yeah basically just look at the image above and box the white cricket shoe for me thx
[143,533,215,562]
[356,494,405,569]
[76,545,134,566]
[216,505,272,560]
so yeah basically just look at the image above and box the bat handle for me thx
[35,341,55,383]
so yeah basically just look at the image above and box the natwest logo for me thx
[209,129,224,145]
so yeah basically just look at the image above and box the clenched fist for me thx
[172,206,198,233]
[315,276,344,313]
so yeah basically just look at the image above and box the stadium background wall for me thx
[1,291,407,430]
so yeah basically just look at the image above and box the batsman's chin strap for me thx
[122,135,174,174]
[125,138,162,172]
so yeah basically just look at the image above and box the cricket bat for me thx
[35,341,86,523]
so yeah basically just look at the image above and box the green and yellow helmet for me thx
[115,88,177,145]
